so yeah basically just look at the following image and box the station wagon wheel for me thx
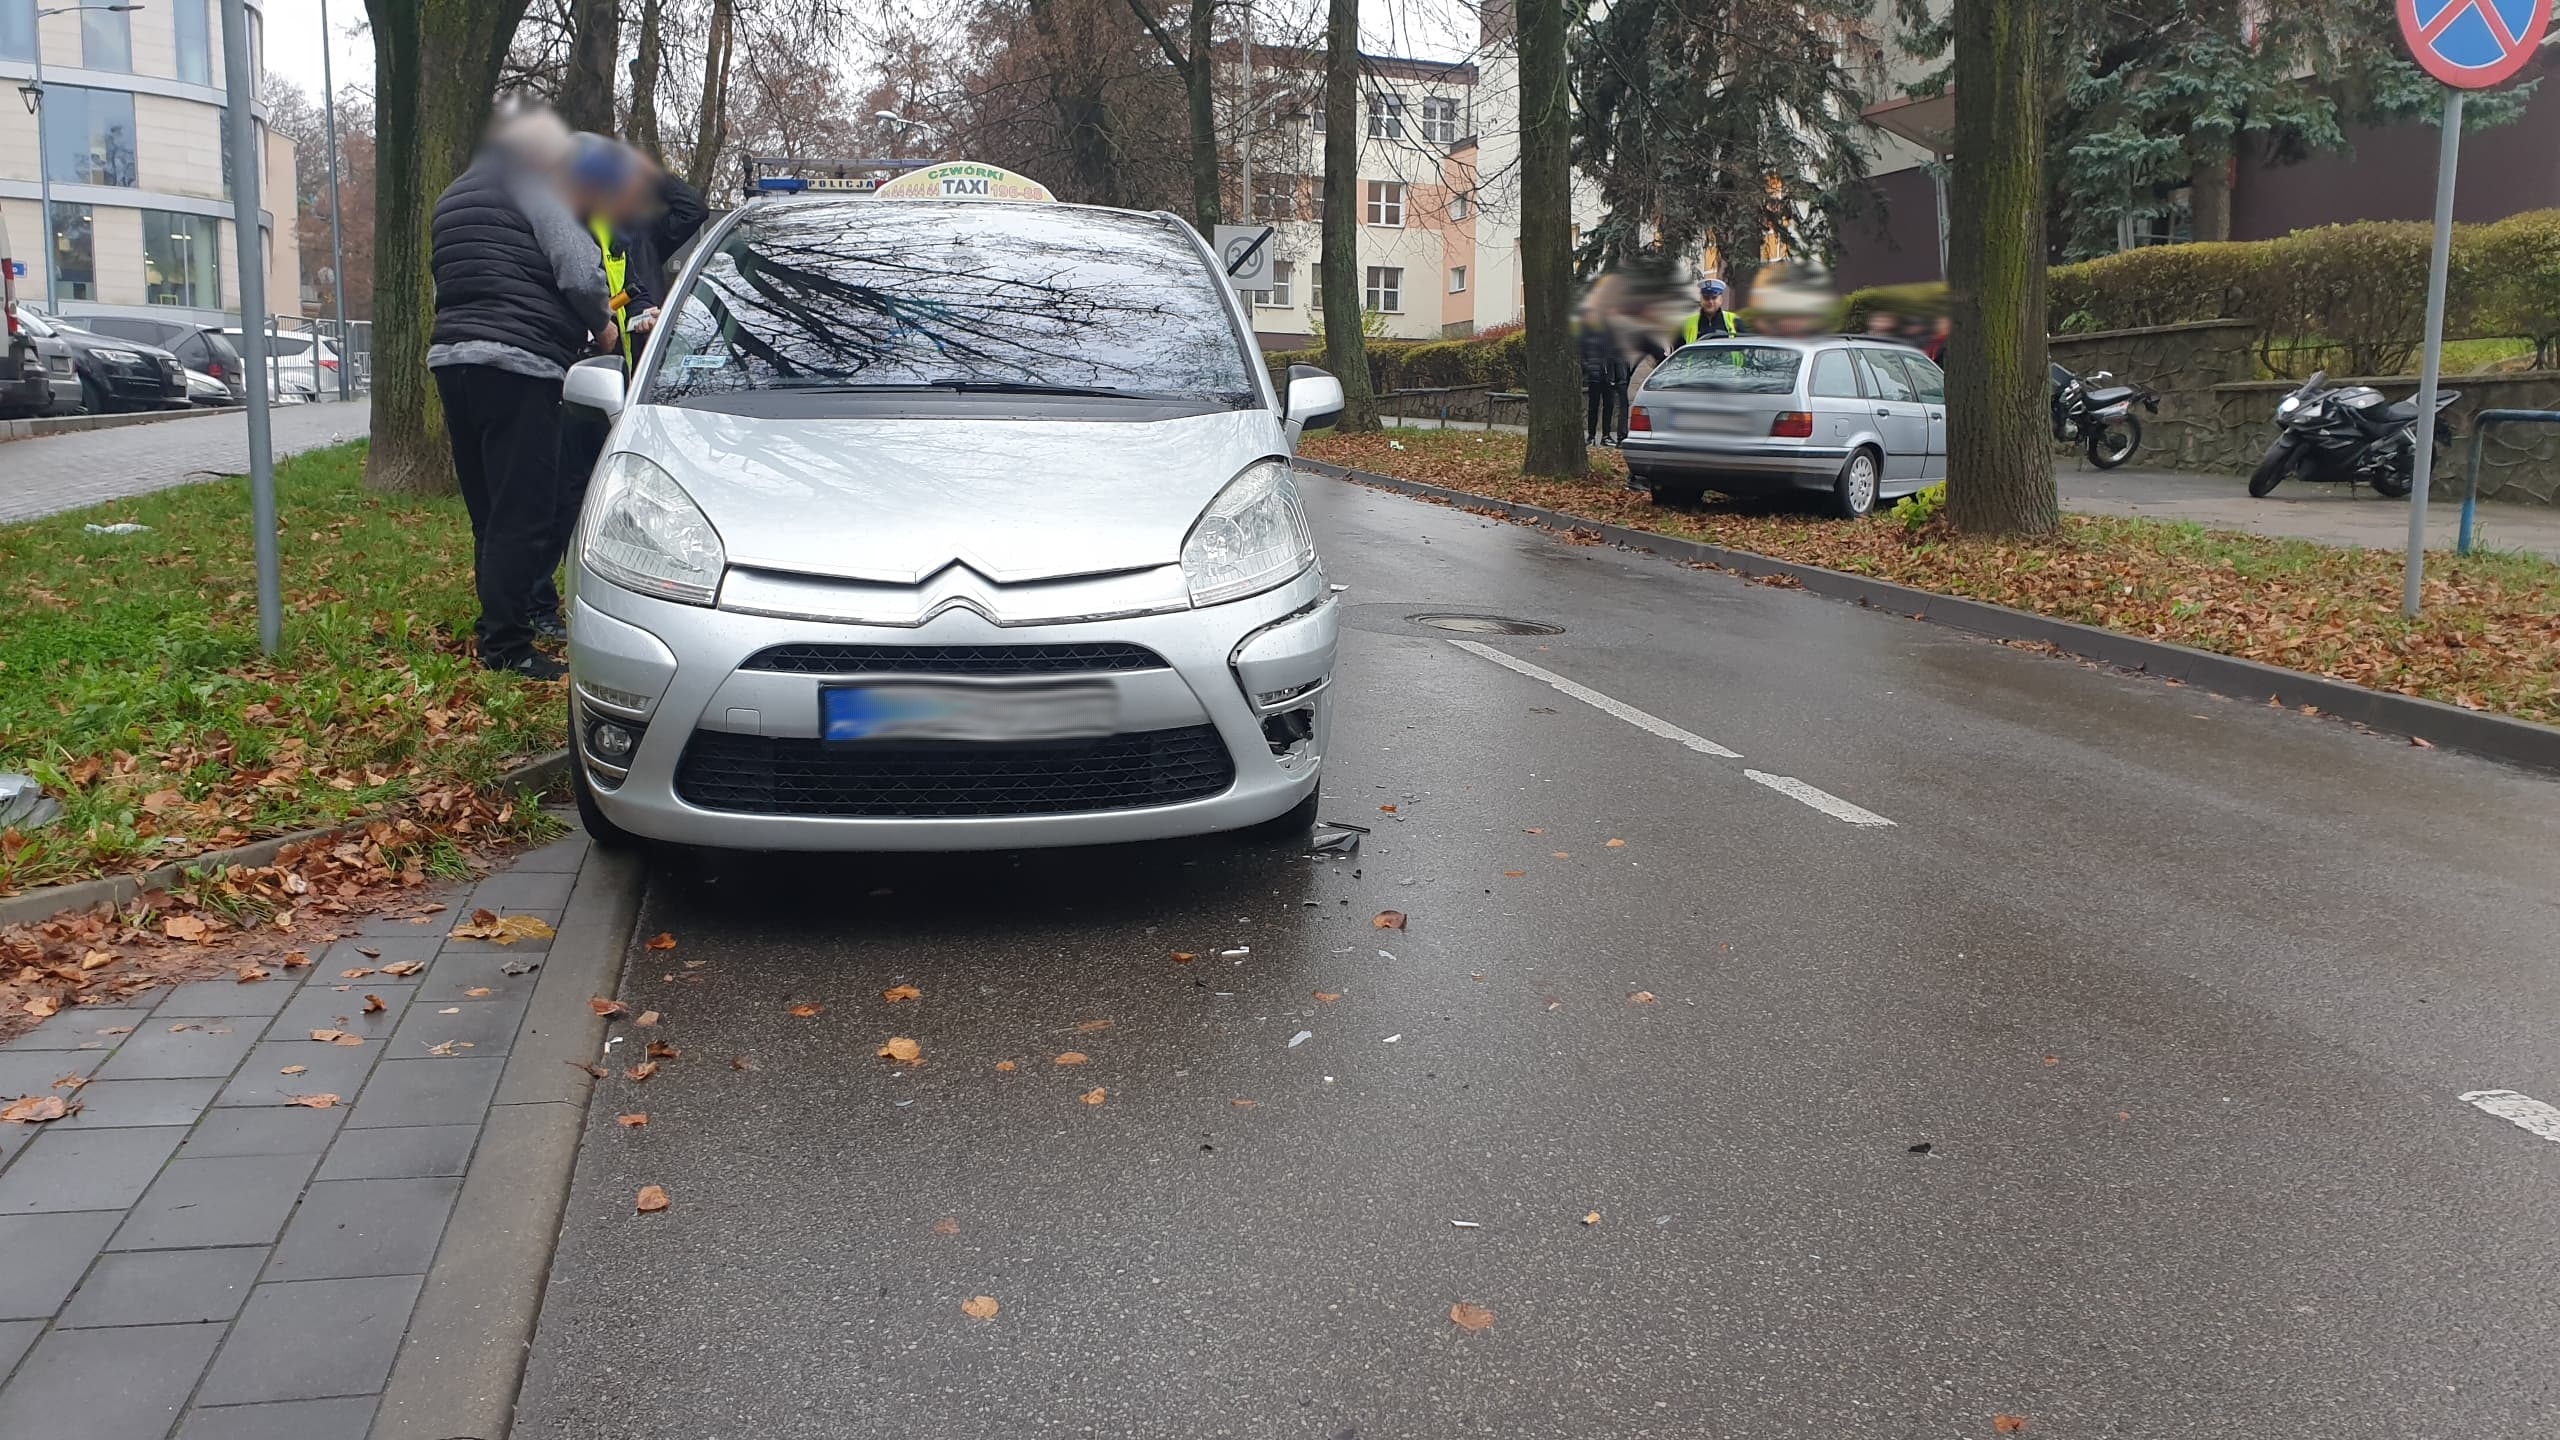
[1832,448,1880,519]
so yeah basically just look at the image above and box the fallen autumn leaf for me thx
[1994,1418,2029,1434]
[883,984,921,1003]
[1629,992,1657,1005]
[1053,1051,1089,1066]
[362,994,386,1014]
[994,1060,1018,1073]
[2,1094,73,1123]
[1449,1302,1496,1333]
[378,960,426,977]
[623,1061,658,1082]
[645,932,678,951]
[788,1003,822,1018]
[1074,1018,1112,1034]
[932,1217,962,1235]
[961,1295,1000,1320]
[283,1093,340,1109]
[878,1036,922,1063]
[636,1011,661,1027]
[618,1113,648,1128]
[636,1184,670,1213]
[1080,1087,1108,1105]
[1373,911,1408,930]
[236,963,270,983]
[280,1064,308,1075]
[589,997,626,1017]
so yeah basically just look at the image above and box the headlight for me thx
[578,452,726,605]
[1181,460,1314,607]
[2277,395,2299,415]
[91,348,140,365]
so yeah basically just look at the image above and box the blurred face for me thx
[1700,289,1725,312]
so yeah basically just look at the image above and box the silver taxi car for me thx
[559,187,1346,852]
[1623,337,1948,517]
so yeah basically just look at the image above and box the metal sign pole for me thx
[2401,89,2463,618]
[220,0,279,654]
[319,0,349,400]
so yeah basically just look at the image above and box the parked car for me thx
[46,317,189,413]
[220,328,342,400]
[1623,336,1948,517]
[3,305,78,418]
[78,315,246,403]
[560,187,1345,854]
[183,368,234,406]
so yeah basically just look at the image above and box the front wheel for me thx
[572,761,643,852]
[1831,448,1880,518]
[1647,481,1704,508]
[2248,438,2297,498]
[2087,416,2141,470]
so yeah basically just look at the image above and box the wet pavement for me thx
[512,473,2560,1439]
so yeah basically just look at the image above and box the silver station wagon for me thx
[1622,337,1949,517]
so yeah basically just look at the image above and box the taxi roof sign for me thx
[873,161,1056,203]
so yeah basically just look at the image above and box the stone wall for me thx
[2209,374,2560,504]
[2045,319,2560,504]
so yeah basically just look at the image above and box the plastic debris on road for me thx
[0,774,63,831]
[1287,1030,1313,1048]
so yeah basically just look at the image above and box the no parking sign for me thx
[2390,0,2548,617]
[2398,0,2550,88]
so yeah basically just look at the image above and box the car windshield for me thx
[1649,344,1802,395]
[645,201,1256,408]
[11,308,56,338]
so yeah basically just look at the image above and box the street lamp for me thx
[872,110,925,162]
[27,3,144,312]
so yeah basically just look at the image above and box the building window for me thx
[174,0,211,84]
[1450,191,1470,222]
[1365,180,1404,227]
[144,210,220,308]
[44,87,139,187]
[1448,265,1467,294]
[1366,92,1405,139]
[1251,259,1295,309]
[1365,265,1402,314]
[1420,96,1462,144]
[1308,103,1323,134]
[81,2,131,69]
[52,205,96,302]
[1,0,33,62]
[1254,175,1298,222]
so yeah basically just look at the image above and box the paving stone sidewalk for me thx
[0,833,592,1440]
[0,401,371,525]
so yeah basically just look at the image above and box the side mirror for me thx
[1284,363,1344,437]
[564,355,626,418]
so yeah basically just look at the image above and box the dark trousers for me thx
[434,364,563,668]
[1585,381,1626,442]
[533,413,611,621]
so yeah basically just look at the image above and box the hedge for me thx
[1266,331,1530,395]
[1841,209,2560,375]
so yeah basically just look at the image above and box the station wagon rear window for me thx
[1648,345,1801,395]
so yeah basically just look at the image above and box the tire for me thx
[572,761,643,852]
[2247,439,2297,498]
[1240,784,1321,843]
[1831,448,1881,518]
[77,373,107,417]
[1648,482,1704,508]
[2087,416,2141,469]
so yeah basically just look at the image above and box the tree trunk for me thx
[1944,0,2054,535]
[626,0,664,159]
[683,0,734,194]
[558,0,618,133]
[1517,0,1583,477]
[1185,0,1219,236]
[1318,0,1376,431]
[2188,151,2232,243]
[362,0,535,494]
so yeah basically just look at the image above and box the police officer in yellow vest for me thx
[1680,278,1745,345]
[592,213,633,365]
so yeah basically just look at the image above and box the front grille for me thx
[740,642,1167,676]
[675,725,1235,817]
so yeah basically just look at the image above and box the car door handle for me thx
[1928,412,1943,420]
[1876,409,1893,417]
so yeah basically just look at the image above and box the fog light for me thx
[590,721,636,760]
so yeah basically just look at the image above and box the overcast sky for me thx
[256,0,1479,110]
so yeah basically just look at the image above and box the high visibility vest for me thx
[592,215,631,363]
[1682,308,1738,345]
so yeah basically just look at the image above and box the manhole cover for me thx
[1406,613,1565,636]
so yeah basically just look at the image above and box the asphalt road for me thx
[513,473,2560,1439]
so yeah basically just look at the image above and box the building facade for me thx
[0,0,298,328]
[1233,33,1602,349]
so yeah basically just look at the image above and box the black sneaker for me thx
[487,652,569,681]
[531,610,570,643]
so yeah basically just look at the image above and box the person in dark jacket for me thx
[529,140,710,642]
[1579,318,1632,446]
[428,112,614,679]
[1679,278,1746,345]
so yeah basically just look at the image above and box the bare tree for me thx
[628,0,665,157]
[1120,0,1222,235]
[1518,0,1581,475]
[559,0,619,131]
[1944,0,2055,533]
[685,0,736,191]
[1316,0,1374,430]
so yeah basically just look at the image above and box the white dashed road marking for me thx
[1449,640,1743,758]
[1742,770,1896,828]
[1448,639,1894,828]
[2460,1090,2560,1144]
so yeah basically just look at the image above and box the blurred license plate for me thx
[820,682,1117,743]
[1673,407,1751,433]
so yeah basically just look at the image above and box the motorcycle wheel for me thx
[2248,438,2296,498]
[2087,417,2141,470]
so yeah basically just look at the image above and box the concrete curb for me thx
[0,749,573,931]
[370,839,643,1440]
[0,406,241,444]
[1302,459,2560,775]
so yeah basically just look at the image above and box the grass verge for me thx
[0,440,565,895]
[1304,428,2560,728]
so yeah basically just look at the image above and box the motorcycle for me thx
[2248,371,2459,499]
[2050,363,2159,470]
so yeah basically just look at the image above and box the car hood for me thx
[60,331,177,362]
[614,404,1285,585]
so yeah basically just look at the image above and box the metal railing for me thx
[2457,408,2560,555]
